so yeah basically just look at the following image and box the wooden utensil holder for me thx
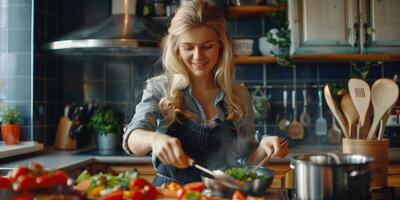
[342,138,388,188]
[54,116,77,150]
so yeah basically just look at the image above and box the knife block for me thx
[54,117,77,150]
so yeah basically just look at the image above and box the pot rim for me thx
[290,153,374,166]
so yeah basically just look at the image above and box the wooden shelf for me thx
[228,6,286,18]
[234,56,276,64]
[233,54,400,64]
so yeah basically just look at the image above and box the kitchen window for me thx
[0,0,43,158]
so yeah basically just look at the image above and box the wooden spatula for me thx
[287,90,304,139]
[323,85,349,138]
[348,78,371,139]
[367,78,399,140]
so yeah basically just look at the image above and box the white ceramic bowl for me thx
[233,39,254,56]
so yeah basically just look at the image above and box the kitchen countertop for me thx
[1,145,400,173]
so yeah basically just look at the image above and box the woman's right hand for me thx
[151,133,190,169]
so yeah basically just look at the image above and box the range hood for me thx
[43,0,166,56]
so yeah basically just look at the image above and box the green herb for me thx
[0,106,22,125]
[225,167,269,182]
[182,190,201,200]
[89,107,121,136]
[350,60,383,80]
[81,170,138,192]
[76,170,92,183]
[266,0,294,68]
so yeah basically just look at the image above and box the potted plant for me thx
[0,106,22,145]
[89,107,121,150]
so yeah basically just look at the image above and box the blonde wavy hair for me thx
[159,0,244,125]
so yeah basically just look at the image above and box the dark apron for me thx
[152,118,241,186]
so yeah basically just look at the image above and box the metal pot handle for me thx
[290,162,295,170]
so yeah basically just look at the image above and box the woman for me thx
[122,0,288,185]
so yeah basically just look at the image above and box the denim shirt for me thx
[122,75,258,164]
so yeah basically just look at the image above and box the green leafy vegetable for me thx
[225,167,270,182]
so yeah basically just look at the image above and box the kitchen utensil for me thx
[299,89,311,128]
[202,166,275,197]
[367,78,399,140]
[290,153,373,200]
[324,85,349,138]
[328,114,342,144]
[377,75,399,140]
[315,90,327,136]
[348,78,371,139]
[277,89,290,130]
[378,112,390,140]
[341,93,359,139]
[253,137,289,170]
[188,159,241,189]
[287,90,304,139]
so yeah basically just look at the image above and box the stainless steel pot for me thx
[290,153,374,200]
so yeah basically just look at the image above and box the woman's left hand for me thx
[259,136,288,158]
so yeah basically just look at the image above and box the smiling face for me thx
[178,26,221,81]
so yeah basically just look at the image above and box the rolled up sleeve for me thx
[122,78,166,154]
[233,85,258,165]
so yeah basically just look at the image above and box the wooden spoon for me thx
[367,78,399,140]
[348,78,371,139]
[340,93,359,139]
[323,85,349,138]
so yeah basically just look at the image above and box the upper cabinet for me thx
[362,0,400,53]
[289,0,400,54]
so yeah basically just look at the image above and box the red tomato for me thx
[35,174,56,188]
[183,181,205,192]
[0,176,10,189]
[53,171,68,185]
[12,166,29,180]
[143,185,157,200]
[13,175,36,191]
[129,178,148,190]
[131,189,145,200]
[102,190,124,200]
[232,191,245,200]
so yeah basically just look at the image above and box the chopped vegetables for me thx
[225,167,270,182]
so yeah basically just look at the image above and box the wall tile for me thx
[33,78,45,101]
[34,54,45,77]
[105,81,130,102]
[7,6,31,29]
[9,0,31,6]
[82,60,104,80]
[45,102,58,125]
[5,53,31,76]
[106,61,131,81]
[7,30,31,52]
[63,79,84,103]
[46,80,58,102]
[83,80,104,103]
[6,77,31,100]
[33,102,45,125]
